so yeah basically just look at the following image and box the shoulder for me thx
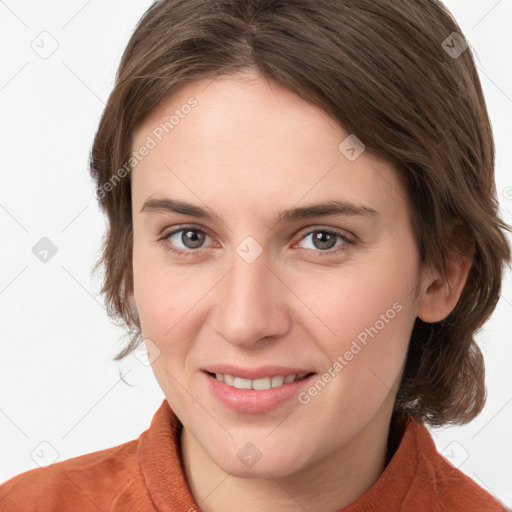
[0,435,145,512]
[412,421,507,511]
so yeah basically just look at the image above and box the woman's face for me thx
[130,73,425,478]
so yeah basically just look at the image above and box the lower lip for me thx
[204,371,316,414]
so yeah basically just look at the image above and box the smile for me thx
[212,372,311,390]
[203,367,317,414]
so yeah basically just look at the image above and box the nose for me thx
[213,249,291,349]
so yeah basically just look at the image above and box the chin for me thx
[209,441,311,479]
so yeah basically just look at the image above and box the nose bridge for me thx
[214,245,289,347]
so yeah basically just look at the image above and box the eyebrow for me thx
[140,197,380,223]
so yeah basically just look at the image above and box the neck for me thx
[180,408,394,512]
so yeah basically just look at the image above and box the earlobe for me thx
[417,243,474,323]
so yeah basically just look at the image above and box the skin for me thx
[129,72,472,511]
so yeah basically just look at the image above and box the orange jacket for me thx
[0,399,507,511]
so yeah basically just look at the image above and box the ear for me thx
[417,236,475,323]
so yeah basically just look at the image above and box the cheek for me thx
[132,241,179,339]
[132,241,213,351]
[292,248,418,404]
[293,256,417,354]
[132,253,199,401]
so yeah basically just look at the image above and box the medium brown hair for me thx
[90,0,511,426]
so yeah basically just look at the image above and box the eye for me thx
[160,226,214,256]
[294,228,355,256]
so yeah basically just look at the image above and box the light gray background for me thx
[0,0,511,507]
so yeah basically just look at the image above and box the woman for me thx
[1,0,510,510]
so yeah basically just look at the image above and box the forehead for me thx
[131,75,407,225]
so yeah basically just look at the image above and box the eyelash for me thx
[159,224,355,258]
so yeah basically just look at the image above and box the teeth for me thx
[213,372,309,390]
[234,377,252,389]
[253,377,271,390]
[271,376,285,387]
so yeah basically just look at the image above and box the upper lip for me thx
[202,365,315,380]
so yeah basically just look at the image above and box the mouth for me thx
[202,366,317,414]
[206,371,314,390]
